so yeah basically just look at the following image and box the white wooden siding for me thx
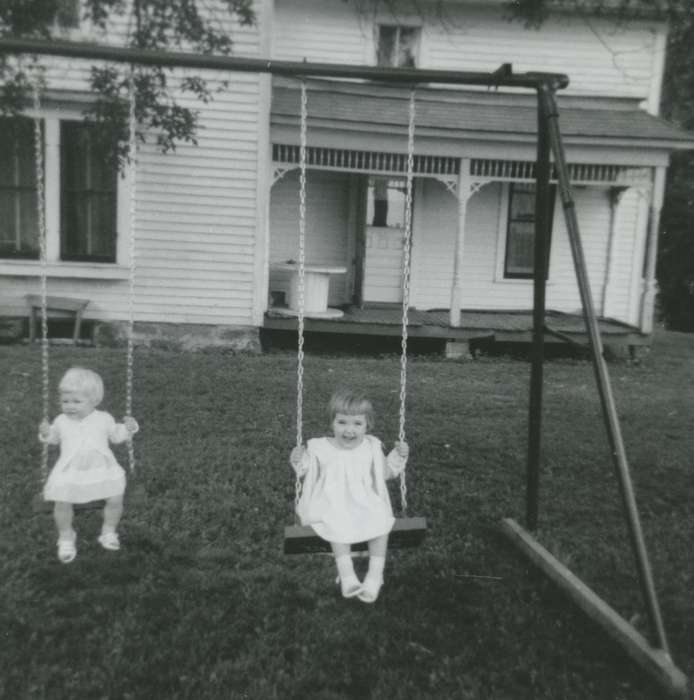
[601,189,643,322]
[273,0,664,102]
[409,179,456,310]
[425,10,658,100]
[0,1,661,332]
[0,5,265,327]
[545,188,611,314]
[273,0,371,65]
[409,179,639,323]
[269,170,351,305]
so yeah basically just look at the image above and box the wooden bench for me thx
[25,295,90,345]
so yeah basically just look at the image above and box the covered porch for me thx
[268,78,694,336]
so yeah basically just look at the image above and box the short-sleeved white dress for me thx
[42,411,128,504]
[296,434,404,544]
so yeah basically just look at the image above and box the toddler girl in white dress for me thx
[38,367,139,563]
[290,389,408,603]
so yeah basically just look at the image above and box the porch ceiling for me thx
[271,78,694,151]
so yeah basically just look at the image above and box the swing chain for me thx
[126,71,137,474]
[33,83,49,481]
[398,91,416,515]
[294,81,308,515]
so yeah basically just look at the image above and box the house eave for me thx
[272,114,694,153]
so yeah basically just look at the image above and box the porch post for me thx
[449,157,472,327]
[640,166,666,334]
[601,187,627,318]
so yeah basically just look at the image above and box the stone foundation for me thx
[0,317,24,343]
[93,321,261,353]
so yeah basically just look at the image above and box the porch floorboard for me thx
[263,307,648,347]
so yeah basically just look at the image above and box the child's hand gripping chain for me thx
[122,416,140,436]
[290,445,309,477]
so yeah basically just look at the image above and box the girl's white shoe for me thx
[97,532,120,551]
[336,574,362,598]
[57,535,77,564]
[357,575,383,603]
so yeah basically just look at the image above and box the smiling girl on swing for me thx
[290,389,409,603]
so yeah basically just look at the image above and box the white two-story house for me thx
[1,0,692,351]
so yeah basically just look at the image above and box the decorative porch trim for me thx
[272,145,651,188]
[272,165,296,184]
[272,144,460,177]
[471,159,651,187]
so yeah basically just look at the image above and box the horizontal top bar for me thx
[0,38,569,91]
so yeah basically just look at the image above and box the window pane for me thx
[61,121,117,262]
[61,192,88,257]
[377,26,396,67]
[62,122,89,190]
[398,27,419,68]
[19,191,39,255]
[0,191,17,250]
[506,221,535,275]
[0,117,39,258]
[0,118,37,187]
[90,193,117,259]
[377,26,420,68]
[504,183,555,279]
[90,152,117,190]
[510,188,535,219]
[367,177,408,228]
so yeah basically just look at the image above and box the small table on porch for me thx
[271,263,347,319]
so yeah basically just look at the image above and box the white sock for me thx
[335,554,356,581]
[366,555,386,582]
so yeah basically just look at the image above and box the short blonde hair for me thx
[328,389,374,430]
[59,367,104,406]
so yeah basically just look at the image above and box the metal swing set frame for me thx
[0,35,686,696]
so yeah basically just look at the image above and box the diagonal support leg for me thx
[538,84,670,655]
[501,518,687,697]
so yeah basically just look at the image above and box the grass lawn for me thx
[1,329,692,699]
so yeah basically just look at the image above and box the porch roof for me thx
[271,78,694,151]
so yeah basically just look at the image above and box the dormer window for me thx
[377,25,420,68]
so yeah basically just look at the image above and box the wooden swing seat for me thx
[284,516,427,555]
[31,482,147,514]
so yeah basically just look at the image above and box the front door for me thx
[360,176,410,305]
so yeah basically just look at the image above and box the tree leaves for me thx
[0,0,256,168]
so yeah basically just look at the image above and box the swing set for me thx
[0,35,687,697]
[282,84,427,555]
[28,73,144,513]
